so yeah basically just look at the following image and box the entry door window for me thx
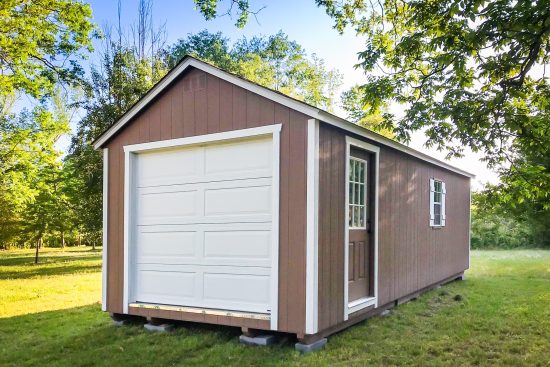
[349,157,367,229]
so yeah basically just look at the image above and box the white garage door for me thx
[130,137,275,314]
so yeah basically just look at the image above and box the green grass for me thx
[0,249,549,366]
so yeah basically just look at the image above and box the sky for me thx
[84,0,498,189]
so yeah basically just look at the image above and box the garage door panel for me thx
[135,270,198,304]
[136,189,199,225]
[203,273,270,312]
[205,185,271,217]
[132,136,275,315]
[136,148,201,187]
[136,230,197,262]
[203,230,270,260]
[204,138,272,178]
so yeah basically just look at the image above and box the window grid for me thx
[433,180,443,226]
[348,157,367,229]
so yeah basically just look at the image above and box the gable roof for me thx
[93,55,474,178]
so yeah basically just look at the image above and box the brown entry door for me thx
[348,149,373,303]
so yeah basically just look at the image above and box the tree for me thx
[0,109,39,248]
[471,190,550,249]
[341,85,394,138]
[193,1,549,208]
[169,30,343,111]
[314,0,549,206]
[0,0,96,99]
[65,2,169,246]
[193,0,266,28]
[167,30,236,71]
[13,106,70,261]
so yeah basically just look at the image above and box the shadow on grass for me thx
[0,263,102,280]
[0,252,102,280]
[0,304,295,367]
[0,254,100,266]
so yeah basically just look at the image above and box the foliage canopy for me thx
[0,0,96,99]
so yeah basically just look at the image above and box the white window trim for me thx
[122,124,281,330]
[102,148,108,312]
[344,137,379,321]
[430,178,446,227]
[348,156,368,230]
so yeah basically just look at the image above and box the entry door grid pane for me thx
[349,158,367,229]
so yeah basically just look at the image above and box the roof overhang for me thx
[93,56,475,179]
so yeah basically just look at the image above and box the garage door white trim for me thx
[123,124,281,330]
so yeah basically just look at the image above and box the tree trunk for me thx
[92,241,96,250]
[34,237,41,264]
[78,233,81,247]
[61,231,65,248]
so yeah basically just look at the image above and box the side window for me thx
[430,178,446,227]
[348,158,367,228]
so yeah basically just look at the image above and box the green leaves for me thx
[0,95,71,246]
[169,30,343,111]
[341,84,395,139]
[0,0,96,99]
[317,0,550,212]
[193,0,259,28]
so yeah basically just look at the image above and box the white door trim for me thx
[344,136,380,321]
[123,124,281,153]
[305,119,319,334]
[122,124,282,330]
[102,148,108,312]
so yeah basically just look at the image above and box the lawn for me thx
[0,248,549,366]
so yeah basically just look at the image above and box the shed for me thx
[94,55,473,345]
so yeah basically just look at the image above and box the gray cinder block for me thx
[295,338,327,353]
[112,319,130,327]
[144,323,175,332]
[239,334,277,346]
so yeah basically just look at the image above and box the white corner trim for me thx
[102,148,108,312]
[344,137,380,321]
[121,124,281,326]
[305,119,319,335]
[269,126,281,331]
[93,57,474,179]
[123,150,132,314]
[123,124,282,153]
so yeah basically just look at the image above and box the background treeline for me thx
[0,1,367,252]
[471,192,550,249]
[1,0,548,255]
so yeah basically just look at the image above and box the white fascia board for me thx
[93,57,475,179]
[316,111,475,179]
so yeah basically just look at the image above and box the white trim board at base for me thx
[129,302,271,321]
[344,137,380,321]
[122,124,282,330]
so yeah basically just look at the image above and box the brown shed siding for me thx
[317,123,470,332]
[105,67,308,334]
